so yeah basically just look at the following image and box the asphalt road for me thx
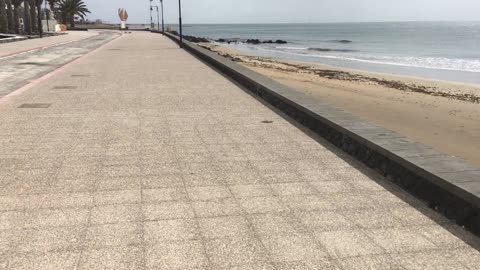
[0,31,119,98]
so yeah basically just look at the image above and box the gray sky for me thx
[83,0,480,24]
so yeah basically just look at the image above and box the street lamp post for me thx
[160,0,164,33]
[178,0,183,48]
[36,0,43,38]
[149,0,153,30]
[155,6,159,31]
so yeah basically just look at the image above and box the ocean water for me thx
[177,22,480,84]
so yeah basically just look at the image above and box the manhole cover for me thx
[52,85,77,90]
[261,120,274,124]
[71,74,90,77]
[18,103,52,108]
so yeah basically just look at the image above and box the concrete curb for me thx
[0,36,28,44]
[161,32,480,236]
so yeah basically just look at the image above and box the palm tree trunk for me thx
[24,0,31,34]
[0,0,8,33]
[69,15,74,28]
[36,0,41,36]
[29,0,36,33]
[6,0,14,33]
[13,3,20,34]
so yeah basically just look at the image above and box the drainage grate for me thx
[18,103,52,108]
[261,120,274,124]
[108,48,122,51]
[52,85,77,90]
[71,74,90,78]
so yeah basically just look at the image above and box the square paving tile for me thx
[145,219,199,243]
[238,197,287,214]
[96,176,141,191]
[230,184,274,198]
[282,195,333,212]
[250,213,303,236]
[183,173,225,187]
[274,260,340,270]
[338,254,403,270]
[85,222,143,248]
[347,208,403,229]
[192,198,242,218]
[142,174,184,189]
[13,226,85,253]
[367,228,437,253]
[142,188,188,203]
[1,251,80,270]
[270,182,316,196]
[315,230,384,258]
[78,246,144,270]
[143,201,195,220]
[198,215,251,239]
[93,190,141,206]
[396,252,468,270]
[260,234,328,262]
[91,204,142,224]
[0,207,90,230]
[146,240,208,269]
[205,236,267,268]
[296,211,356,232]
[187,186,232,201]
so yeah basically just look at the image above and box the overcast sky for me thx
[83,0,480,24]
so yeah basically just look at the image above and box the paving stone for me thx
[144,219,199,243]
[192,198,243,218]
[367,228,437,253]
[315,230,384,258]
[146,240,208,269]
[238,196,288,214]
[78,246,144,270]
[260,234,328,262]
[85,222,143,248]
[143,201,195,220]
[198,215,251,239]
[1,251,80,270]
[205,236,268,268]
[90,204,142,225]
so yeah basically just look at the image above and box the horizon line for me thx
[97,19,480,25]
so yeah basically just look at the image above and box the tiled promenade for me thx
[0,32,479,269]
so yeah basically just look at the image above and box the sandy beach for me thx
[199,43,480,166]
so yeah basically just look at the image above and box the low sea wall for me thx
[162,32,480,236]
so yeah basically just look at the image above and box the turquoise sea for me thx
[176,22,480,84]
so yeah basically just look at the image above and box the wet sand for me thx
[199,43,480,166]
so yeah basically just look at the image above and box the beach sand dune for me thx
[200,43,480,166]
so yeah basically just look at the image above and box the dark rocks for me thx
[246,39,261,45]
[183,35,210,43]
[262,40,288,44]
[215,38,288,45]
[308,48,358,52]
[329,39,353,43]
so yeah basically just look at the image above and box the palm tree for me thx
[47,0,56,11]
[24,0,31,34]
[0,0,7,33]
[6,0,14,33]
[12,0,22,34]
[35,0,43,36]
[29,0,37,32]
[57,0,89,28]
